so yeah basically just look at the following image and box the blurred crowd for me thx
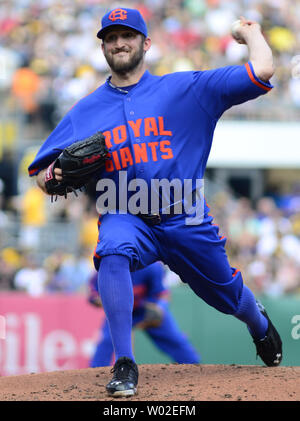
[0,181,300,298]
[0,0,300,137]
[211,191,300,297]
[0,0,300,298]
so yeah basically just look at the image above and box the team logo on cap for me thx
[109,9,128,22]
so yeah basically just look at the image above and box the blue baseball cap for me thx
[97,7,148,40]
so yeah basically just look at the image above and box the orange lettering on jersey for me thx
[144,117,159,136]
[148,142,159,161]
[128,119,142,137]
[120,147,133,168]
[103,130,113,148]
[133,143,148,163]
[113,125,127,144]
[160,140,173,159]
[158,116,172,136]
[112,151,121,170]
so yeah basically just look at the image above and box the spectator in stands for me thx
[13,252,47,296]
[11,62,41,124]
[18,181,47,250]
[0,247,22,291]
[44,248,94,293]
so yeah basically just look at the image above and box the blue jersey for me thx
[28,63,272,211]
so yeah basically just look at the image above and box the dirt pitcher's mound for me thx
[0,364,299,401]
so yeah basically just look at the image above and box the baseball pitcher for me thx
[29,8,282,397]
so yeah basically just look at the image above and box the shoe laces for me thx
[110,359,136,380]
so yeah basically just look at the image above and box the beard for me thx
[104,40,145,75]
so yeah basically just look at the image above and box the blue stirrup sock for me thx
[98,255,135,362]
[234,285,268,340]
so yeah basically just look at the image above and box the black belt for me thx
[137,213,163,225]
[137,189,199,226]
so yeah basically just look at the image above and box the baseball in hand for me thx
[231,19,244,43]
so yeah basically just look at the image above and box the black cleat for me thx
[253,301,282,367]
[106,357,138,397]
